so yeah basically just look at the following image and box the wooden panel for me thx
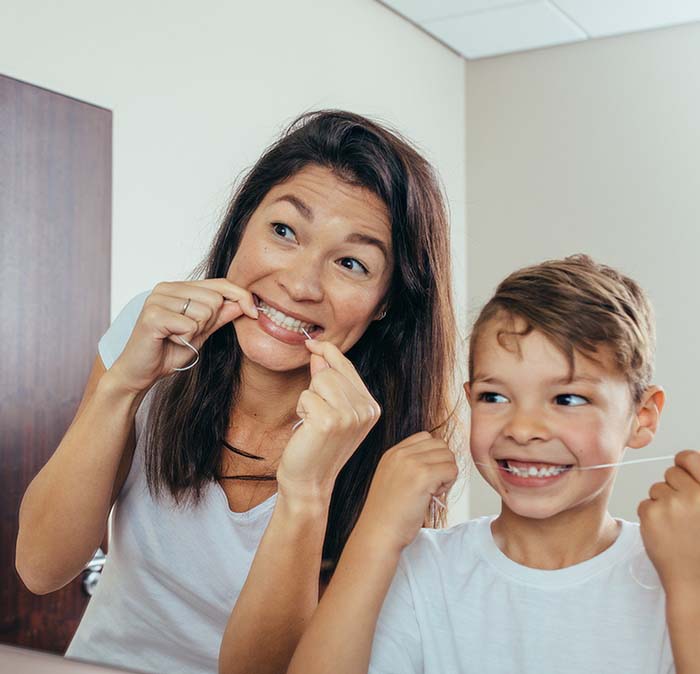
[0,73,111,653]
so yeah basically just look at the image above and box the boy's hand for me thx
[354,432,459,556]
[638,450,700,592]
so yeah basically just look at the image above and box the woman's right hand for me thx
[356,432,459,554]
[108,279,259,393]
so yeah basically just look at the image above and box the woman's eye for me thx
[337,257,369,275]
[272,223,297,241]
[478,392,509,404]
[555,394,589,407]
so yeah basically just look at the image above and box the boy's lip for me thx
[495,458,574,486]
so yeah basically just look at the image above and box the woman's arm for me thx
[219,340,383,674]
[16,280,258,595]
[287,432,458,674]
[15,356,141,594]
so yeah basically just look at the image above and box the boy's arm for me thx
[638,450,700,674]
[287,432,458,674]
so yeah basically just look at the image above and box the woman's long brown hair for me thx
[145,110,458,576]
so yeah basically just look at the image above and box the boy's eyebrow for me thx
[471,374,603,385]
[548,375,603,385]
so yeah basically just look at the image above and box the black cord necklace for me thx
[217,440,277,482]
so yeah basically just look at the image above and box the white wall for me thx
[0,0,469,521]
[0,0,466,320]
[465,22,700,521]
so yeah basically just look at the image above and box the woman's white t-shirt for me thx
[66,293,277,674]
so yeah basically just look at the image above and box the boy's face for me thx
[466,319,646,521]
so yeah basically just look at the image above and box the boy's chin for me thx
[502,498,569,521]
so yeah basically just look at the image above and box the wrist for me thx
[351,516,407,560]
[275,486,331,521]
[98,369,148,407]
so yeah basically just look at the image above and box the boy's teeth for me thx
[502,460,569,478]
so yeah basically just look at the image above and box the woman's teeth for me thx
[498,460,571,478]
[256,300,317,335]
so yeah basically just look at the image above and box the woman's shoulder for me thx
[98,290,151,369]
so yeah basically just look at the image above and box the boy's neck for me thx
[491,503,621,570]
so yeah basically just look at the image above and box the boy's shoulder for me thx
[401,516,493,570]
[401,517,649,589]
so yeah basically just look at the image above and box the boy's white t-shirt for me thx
[369,516,674,674]
[66,292,278,674]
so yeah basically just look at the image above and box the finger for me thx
[147,294,214,331]
[176,279,259,319]
[675,450,700,483]
[663,465,698,492]
[648,481,674,501]
[188,278,258,319]
[308,368,356,416]
[150,281,256,327]
[304,339,373,399]
[310,353,329,377]
[391,431,434,450]
[296,389,333,424]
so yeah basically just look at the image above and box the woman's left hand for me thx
[638,449,700,592]
[276,339,381,506]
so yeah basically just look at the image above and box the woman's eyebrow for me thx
[272,194,314,220]
[345,232,389,262]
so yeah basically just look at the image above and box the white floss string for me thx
[474,454,676,473]
[172,336,200,371]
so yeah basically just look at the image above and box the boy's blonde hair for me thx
[468,255,655,402]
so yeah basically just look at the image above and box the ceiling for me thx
[377,0,700,59]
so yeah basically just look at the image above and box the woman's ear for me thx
[627,385,665,449]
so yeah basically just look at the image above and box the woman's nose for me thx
[503,408,551,445]
[276,255,325,303]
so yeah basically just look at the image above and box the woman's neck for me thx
[491,499,620,570]
[228,357,310,447]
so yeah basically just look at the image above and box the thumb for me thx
[310,353,329,377]
[206,300,244,338]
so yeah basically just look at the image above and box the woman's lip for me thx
[257,311,312,345]
[252,293,323,329]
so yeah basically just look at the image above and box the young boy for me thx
[288,255,700,674]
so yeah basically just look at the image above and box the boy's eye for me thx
[555,394,589,406]
[272,223,297,241]
[337,257,369,275]
[478,392,509,404]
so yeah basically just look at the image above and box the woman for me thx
[16,110,459,674]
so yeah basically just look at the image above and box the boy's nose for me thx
[503,409,551,445]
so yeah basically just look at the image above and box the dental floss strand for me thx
[474,454,676,474]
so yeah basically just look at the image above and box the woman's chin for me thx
[235,329,310,373]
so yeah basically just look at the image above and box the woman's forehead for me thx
[262,166,392,239]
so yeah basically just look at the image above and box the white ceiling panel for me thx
[423,1,586,58]
[552,0,700,38]
[378,0,521,24]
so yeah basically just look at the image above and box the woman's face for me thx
[227,165,394,372]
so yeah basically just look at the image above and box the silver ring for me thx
[181,298,192,316]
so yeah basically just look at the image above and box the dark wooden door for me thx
[0,74,111,653]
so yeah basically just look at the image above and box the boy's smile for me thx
[466,317,644,522]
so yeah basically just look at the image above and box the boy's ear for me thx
[463,382,472,407]
[627,385,665,449]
